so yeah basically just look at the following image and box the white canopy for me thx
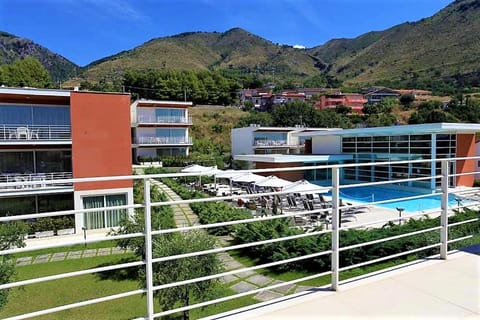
[215,170,241,179]
[255,175,293,188]
[231,172,266,183]
[283,180,331,195]
[181,164,216,174]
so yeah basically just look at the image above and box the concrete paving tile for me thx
[254,290,284,302]
[34,254,51,264]
[16,257,32,266]
[271,280,296,294]
[112,247,126,254]
[82,249,97,257]
[294,285,315,293]
[223,259,244,270]
[246,274,273,286]
[235,269,256,278]
[230,281,258,294]
[219,274,238,284]
[67,251,82,259]
[50,252,67,261]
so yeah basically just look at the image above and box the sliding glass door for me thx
[82,194,127,229]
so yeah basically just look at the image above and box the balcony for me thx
[137,115,192,125]
[134,136,193,145]
[0,125,71,144]
[254,139,304,148]
[0,156,478,319]
[0,171,73,195]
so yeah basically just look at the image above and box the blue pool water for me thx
[325,186,458,213]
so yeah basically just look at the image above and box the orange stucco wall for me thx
[456,134,475,187]
[255,162,304,181]
[70,92,132,191]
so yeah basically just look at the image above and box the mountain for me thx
[0,31,79,82]
[308,0,480,87]
[81,28,325,81]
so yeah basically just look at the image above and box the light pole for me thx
[396,207,405,225]
[82,226,87,248]
[455,198,462,211]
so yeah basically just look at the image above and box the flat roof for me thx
[0,86,71,97]
[234,154,353,163]
[296,123,480,137]
[135,99,193,106]
[235,126,340,132]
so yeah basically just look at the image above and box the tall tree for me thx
[150,231,221,320]
[0,58,52,88]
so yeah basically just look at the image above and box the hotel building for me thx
[234,123,480,189]
[0,87,133,233]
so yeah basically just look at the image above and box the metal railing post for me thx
[331,166,340,291]
[440,159,449,259]
[144,178,155,319]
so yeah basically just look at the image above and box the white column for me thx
[440,160,449,259]
[143,179,154,319]
[431,134,437,191]
[331,167,340,291]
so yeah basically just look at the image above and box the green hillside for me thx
[81,28,324,81]
[308,0,480,87]
[0,31,79,82]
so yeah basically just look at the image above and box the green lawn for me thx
[13,240,119,259]
[1,254,257,320]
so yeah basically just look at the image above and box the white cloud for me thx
[76,0,149,22]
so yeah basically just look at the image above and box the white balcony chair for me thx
[29,129,39,139]
[8,129,17,139]
[16,127,29,139]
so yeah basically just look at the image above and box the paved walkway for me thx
[15,247,131,266]
[150,179,315,301]
[213,246,480,319]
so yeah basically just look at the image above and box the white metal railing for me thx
[253,139,304,148]
[135,136,193,145]
[137,115,192,125]
[0,156,479,320]
[0,124,71,141]
[0,172,73,190]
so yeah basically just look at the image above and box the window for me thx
[82,194,127,229]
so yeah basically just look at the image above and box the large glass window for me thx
[0,150,71,174]
[83,194,127,230]
[0,104,70,125]
[155,108,185,122]
[253,132,288,145]
[0,193,73,217]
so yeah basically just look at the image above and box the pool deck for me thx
[209,245,480,320]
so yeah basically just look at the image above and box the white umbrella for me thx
[181,164,215,173]
[255,175,293,188]
[231,172,266,183]
[283,180,331,195]
[181,164,217,187]
[214,169,241,179]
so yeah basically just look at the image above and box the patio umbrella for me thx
[181,164,217,186]
[231,172,265,183]
[214,169,241,179]
[255,175,293,188]
[283,179,331,195]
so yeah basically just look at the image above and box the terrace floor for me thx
[211,245,480,320]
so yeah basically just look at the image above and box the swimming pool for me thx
[323,185,458,212]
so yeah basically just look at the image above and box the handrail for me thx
[0,124,71,141]
[0,156,478,320]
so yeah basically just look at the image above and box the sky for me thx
[1,0,452,67]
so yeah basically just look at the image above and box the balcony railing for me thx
[137,116,192,125]
[0,125,71,142]
[0,172,73,191]
[253,139,304,148]
[0,156,479,319]
[135,136,193,145]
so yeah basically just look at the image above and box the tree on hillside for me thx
[399,94,415,108]
[0,58,52,88]
[446,97,480,123]
[149,231,222,320]
[271,100,317,127]
[0,222,28,310]
[313,109,353,128]
[408,100,458,124]
[335,104,352,115]
[237,111,274,127]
